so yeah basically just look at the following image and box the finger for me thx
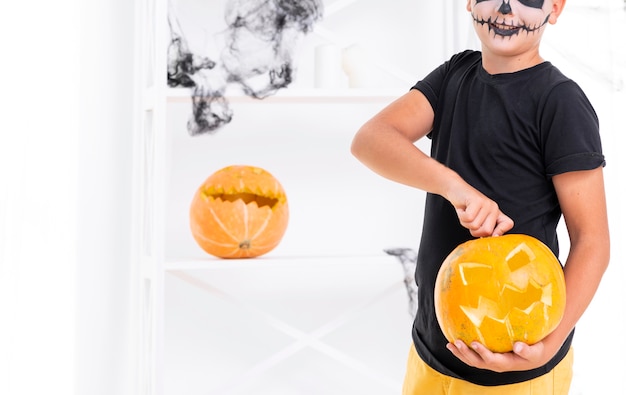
[492,213,514,236]
[455,206,476,225]
[468,209,499,237]
[450,340,483,367]
[513,342,527,355]
[469,341,495,362]
[473,214,497,237]
[446,342,470,366]
[470,227,492,238]
[457,206,490,235]
[512,341,539,361]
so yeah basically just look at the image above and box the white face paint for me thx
[471,0,553,38]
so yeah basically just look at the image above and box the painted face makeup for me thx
[518,0,545,9]
[475,0,545,8]
[471,0,551,38]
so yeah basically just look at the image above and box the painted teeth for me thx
[494,23,517,30]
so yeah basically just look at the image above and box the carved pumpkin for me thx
[434,234,566,353]
[189,165,289,258]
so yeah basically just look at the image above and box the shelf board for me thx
[163,253,398,271]
[166,87,403,104]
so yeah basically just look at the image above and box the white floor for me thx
[164,255,414,395]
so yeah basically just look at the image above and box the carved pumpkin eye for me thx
[519,0,545,9]
[190,165,289,259]
[434,234,566,353]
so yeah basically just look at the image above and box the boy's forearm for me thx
[543,234,610,360]
[351,123,464,198]
[352,121,515,237]
[546,168,610,357]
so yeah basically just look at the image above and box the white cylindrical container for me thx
[314,44,343,89]
[342,43,375,88]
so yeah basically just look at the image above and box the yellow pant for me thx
[402,345,573,395]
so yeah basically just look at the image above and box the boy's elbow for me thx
[600,235,611,272]
[592,225,611,273]
[350,138,360,158]
[350,130,367,159]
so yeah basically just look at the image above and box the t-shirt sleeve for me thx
[411,50,479,139]
[411,51,479,112]
[411,65,445,113]
[541,80,605,176]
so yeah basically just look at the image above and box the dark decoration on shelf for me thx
[168,0,324,136]
[384,247,418,318]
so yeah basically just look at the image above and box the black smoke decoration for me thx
[384,247,418,318]
[167,0,324,136]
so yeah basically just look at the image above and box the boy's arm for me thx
[447,167,610,372]
[350,89,443,190]
[351,89,513,237]
[541,167,610,358]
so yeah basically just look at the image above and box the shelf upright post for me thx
[132,0,168,393]
[608,0,626,91]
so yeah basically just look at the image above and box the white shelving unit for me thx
[136,97,424,391]
[132,1,467,394]
[155,87,427,394]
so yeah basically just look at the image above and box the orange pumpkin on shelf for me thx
[189,165,289,259]
[434,234,566,353]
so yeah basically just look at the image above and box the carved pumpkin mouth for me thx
[207,192,280,208]
[199,165,286,209]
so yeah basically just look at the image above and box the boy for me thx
[350,0,610,394]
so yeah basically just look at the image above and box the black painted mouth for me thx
[472,14,551,37]
[491,21,521,36]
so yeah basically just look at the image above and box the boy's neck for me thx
[480,48,545,75]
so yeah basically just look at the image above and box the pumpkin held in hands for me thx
[190,165,289,258]
[434,234,566,353]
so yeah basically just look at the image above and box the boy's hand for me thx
[448,186,514,237]
[446,339,549,373]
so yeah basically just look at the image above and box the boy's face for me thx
[466,0,563,57]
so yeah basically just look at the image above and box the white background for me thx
[1,0,624,394]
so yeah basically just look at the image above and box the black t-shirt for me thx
[411,50,605,386]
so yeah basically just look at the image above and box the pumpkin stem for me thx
[239,240,251,249]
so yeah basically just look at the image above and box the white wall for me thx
[1,1,136,395]
[75,1,136,395]
[0,1,79,394]
[543,4,626,392]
